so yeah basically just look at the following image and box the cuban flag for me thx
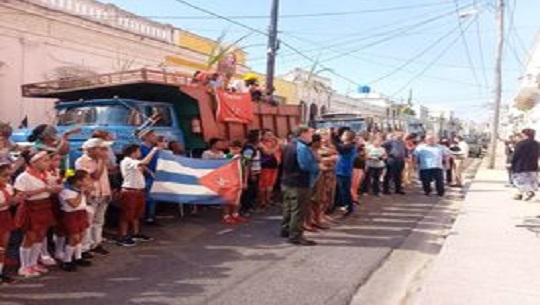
[150,151,243,205]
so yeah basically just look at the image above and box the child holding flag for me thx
[222,141,248,224]
[117,144,159,247]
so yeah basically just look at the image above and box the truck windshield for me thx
[57,105,142,126]
[314,119,366,133]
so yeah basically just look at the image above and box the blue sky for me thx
[106,0,540,120]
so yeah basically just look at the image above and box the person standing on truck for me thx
[138,129,159,225]
[281,125,318,246]
[75,138,112,256]
[240,130,262,216]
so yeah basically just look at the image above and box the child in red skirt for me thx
[39,153,63,266]
[59,170,93,272]
[0,164,23,284]
[14,151,63,278]
[117,144,159,247]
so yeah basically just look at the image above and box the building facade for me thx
[510,32,540,132]
[0,0,249,127]
[282,68,333,123]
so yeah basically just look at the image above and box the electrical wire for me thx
[390,17,478,98]
[368,23,463,85]
[472,0,491,88]
[452,0,482,92]
[235,5,466,62]
[2,1,457,20]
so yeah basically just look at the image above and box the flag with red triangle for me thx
[198,158,243,205]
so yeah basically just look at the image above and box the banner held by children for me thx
[151,151,242,204]
[215,89,254,124]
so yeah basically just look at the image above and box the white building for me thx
[511,32,540,131]
[282,68,333,123]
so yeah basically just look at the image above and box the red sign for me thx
[198,159,243,205]
[215,89,254,124]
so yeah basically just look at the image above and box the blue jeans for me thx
[144,178,156,221]
[336,175,353,213]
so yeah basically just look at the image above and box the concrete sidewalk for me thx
[412,159,540,305]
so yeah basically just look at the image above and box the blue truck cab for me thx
[11,69,219,166]
[11,98,184,165]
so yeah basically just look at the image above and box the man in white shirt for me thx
[452,136,470,187]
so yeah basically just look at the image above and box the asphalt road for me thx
[0,160,480,305]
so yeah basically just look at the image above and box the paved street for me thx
[0,160,479,305]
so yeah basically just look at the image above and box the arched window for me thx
[299,101,307,123]
[309,103,318,122]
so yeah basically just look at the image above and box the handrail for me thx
[22,69,194,97]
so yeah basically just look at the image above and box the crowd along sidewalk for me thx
[411,155,540,305]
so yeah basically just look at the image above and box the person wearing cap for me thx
[75,138,112,256]
[138,129,160,225]
[28,124,81,156]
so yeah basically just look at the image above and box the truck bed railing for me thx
[22,69,194,98]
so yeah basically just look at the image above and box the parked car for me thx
[464,135,488,158]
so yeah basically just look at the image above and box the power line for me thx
[170,0,363,89]
[472,0,491,88]
[310,9,464,64]
[368,23,463,85]
[2,1,457,20]
[504,0,526,69]
[390,17,477,98]
[248,5,463,62]
[452,0,482,92]
[170,0,267,36]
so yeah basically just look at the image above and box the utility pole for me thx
[265,0,279,95]
[488,0,504,169]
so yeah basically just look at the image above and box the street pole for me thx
[265,0,279,95]
[488,0,504,169]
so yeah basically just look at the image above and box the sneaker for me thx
[222,216,237,225]
[60,262,77,272]
[39,256,57,266]
[0,274,16,284]
[280,230,289,238]
[82,252,94,260]
[91,245,110,256]
[132,234,154,242]
[18,267,40,278]
[31,265,49,274]
[74,259,92,267]
[116,237,136,247]
[232,215,249,223]
[524,192,535,201]
[396,191,406,195]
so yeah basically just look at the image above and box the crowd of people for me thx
[0,121,472,284]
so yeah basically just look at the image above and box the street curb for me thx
[349,159,482,305]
